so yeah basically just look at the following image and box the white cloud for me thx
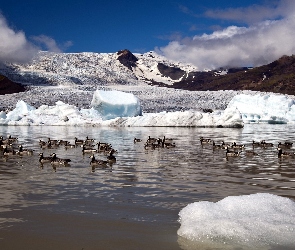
[0,14,38,63]
[0,13,72,63]
[159,0,295,70]
[31,35,73,53]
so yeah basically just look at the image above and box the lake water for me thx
[0,124,295,250]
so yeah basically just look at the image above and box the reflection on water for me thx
[0,124,295,249]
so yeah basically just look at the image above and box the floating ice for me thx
[0,98,243,127]
[228,93,295,124]
[91,90,142,120]
[178,193,295,248]
[105,105,243,127]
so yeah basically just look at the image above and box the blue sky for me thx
[1,0,295,69]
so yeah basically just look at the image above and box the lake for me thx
[0,124,294,250]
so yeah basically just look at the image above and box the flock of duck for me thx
[1,133,293,172]
[0,135,117,170]
[200,136,294,159]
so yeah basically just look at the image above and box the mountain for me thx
[161,54,295,95]
[1,50,295,96]
[1,49,295,114]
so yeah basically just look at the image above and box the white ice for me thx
[228,93,295,124]
[1,91,295,127]
[178,193,295,248]
[91,90,142,120]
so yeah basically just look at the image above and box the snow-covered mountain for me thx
[0,49,244,112]
[6,49,292,115]
[0,49,197,87]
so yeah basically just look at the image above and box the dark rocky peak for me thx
[0,74,26,95]
[117,49,138,70]
[157,63,186,80]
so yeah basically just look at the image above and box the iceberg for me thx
[91,90,142,120]
[228,93,295,124]
[178,193,295,248]
[0,98,243,127]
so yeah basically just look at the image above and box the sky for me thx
[1,0,295,70]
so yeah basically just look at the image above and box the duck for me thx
[2,145,16,156]
[96,142,112,152]
[277,141,293,149]
[200,137,211,145]
[212,140,223,150]
[144,142,156,150]
[225,147,240,157]
[39,153,52,164]
[48,138,59,146]
[260,140,274,147]
[107,149,117,163]
[84,136,95,146]
[75,137,85,146]
[89,154,108,167]
[277,147,294,158]
[50,153,71,165]
[162,136,175,148]
[64,141,76,149]
[252,140,262,147]
[147,136,157,144]
[7,135,18,143]
[58,140,70,146]
[134,137,142,143]
[230,142,245,149]
[16,145,34,155]
[82,144,97,154]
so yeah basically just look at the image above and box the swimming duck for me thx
[16,145,34,155]
[278,141,293,149]
[212,141,223,150]
[48,138,59,146]
[225,147,240,157]
[260,140,274,147]
[252,140,261,147]
[134,137,142,143]
[82,144,97,154]
[147,136,157,144]
[97,142,112,152]
[3,145,16,156]
[39,153,52,164]
[200,137,211,145]
[231,142,245,149]
[107,149,117,163]
[50,153,71,165]
[64,141,76,149]
[75,137,85,146]
[277,147,294,158]
[89,154,108,167]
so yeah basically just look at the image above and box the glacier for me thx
[1,90,295,127]
[177,193,295,248]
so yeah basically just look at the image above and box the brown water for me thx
[0,124,294,250]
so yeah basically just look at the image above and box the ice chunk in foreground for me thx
[91,90,142,120]
[6,100,36,121]
[178,193,295,248]
[228,93,295,124]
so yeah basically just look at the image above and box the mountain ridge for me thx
[0,50,295,96]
